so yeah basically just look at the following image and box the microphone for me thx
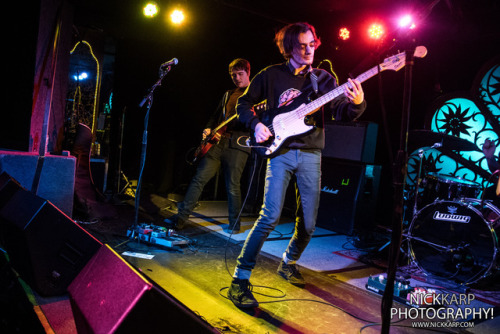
[160,58,179,68]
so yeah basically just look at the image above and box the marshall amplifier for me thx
[322,121,378,163]
[317,158,381,235]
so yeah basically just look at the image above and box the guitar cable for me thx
[237,134,270,150]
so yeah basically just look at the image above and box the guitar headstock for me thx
[380,46,428,72]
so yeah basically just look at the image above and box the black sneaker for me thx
[277,261,305,286]
[227,278,259,308]
[163,214,187,230]
[224,221,241,234]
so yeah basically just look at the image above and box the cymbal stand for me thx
[378,148,424,255]
[412,149,425,216]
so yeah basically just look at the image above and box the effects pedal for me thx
[366,274,413,299]
[127,223,189,248]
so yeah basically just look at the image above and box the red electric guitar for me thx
[190,113,238,163]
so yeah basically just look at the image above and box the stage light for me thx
[170,9,185,25]
[339,27,350,41]
[398,14,416,29]
[73,72,88,81]
[368,23,385,40]
[143,2,159,18]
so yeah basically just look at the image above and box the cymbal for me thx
[409,130,480,151]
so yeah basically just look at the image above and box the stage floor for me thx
[9,195,500,333]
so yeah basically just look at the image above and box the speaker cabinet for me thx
[68,244,218,334]
[322,121,378,163]
[90,158,108,193]
[0,189,102,296]
[317,158,381,235]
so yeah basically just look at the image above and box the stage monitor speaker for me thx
[316,158,381,235]
[0,150,76,216]
[68,244,219,334]
[0,189,102,296]
[322,121,378,163]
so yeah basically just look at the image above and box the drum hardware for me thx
[412,149,425,216]
[408,130,481,152]
[420,173,481,208]
[384,145,438,258]
[480,169,500,217]
[408,198,499,286]
[388,144,437,259]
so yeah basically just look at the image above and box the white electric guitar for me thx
[248,46,427,158]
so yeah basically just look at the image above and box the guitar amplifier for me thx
[316,158,381,235]
[90,158,108,193]
[322,121,378,163]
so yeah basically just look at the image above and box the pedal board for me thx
[365,274,442,308]
[366,274,418,307]
[126,223,189,248]
[366,274,413,298]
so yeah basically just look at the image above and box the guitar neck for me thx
[296,47,429,119]
[212,113,237,133]
[298,65,380,118]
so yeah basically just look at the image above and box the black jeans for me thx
[178,137,249,225]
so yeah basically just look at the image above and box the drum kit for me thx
[405,130,500,286]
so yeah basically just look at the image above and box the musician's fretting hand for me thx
[254,123,273,143]
[202,128,211,140]
[345,78,364,105]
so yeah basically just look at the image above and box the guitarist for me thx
[164,58,251,231]
[228,22,366,309]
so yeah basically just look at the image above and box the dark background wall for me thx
[2,0,500,200]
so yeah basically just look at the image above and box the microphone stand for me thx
[132,66,173,230]
[381,46,416,334]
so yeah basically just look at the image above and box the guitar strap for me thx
[310,70,319,95]
[222,90,230,121]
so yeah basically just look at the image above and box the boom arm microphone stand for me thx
[132,65,174,228]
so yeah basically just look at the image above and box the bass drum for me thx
[409,198,499,285]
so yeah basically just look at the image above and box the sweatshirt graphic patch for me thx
[279,88,302,107]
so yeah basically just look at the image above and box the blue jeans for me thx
[234,149,321,279]
[178,137,249,226]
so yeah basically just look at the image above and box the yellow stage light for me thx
[170,9,185,25]
[143,2,159,18]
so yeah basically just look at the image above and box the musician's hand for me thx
[202,128,211,140]
[254,123,273,143]
[345,78,364,105]
[482,139,497,159]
